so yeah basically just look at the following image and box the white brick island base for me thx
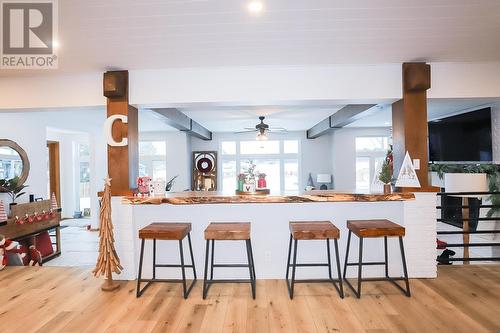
[111,193,437,281]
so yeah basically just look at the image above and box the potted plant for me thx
[0,177,28,206]
[379,160,393,194]
[237,173,246,191]
[165,175,178,192]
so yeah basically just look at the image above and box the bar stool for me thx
[286,221,344,299]
[343,219,411,298]
[203,222,256,299]
[136,223,197,299]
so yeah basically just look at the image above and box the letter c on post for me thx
[104,114,128,146]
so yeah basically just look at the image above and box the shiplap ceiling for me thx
[179,98,500,131]
[3,0,500,76]
[180,103,345,131]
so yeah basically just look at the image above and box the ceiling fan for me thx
[235,116,287,140]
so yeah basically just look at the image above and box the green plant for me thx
[379,160,392,184]
[0,177,28,203]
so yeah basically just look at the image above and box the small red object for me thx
[35,232,54,258]
[437,239,447,250]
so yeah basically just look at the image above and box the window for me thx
[241,159,281,192]
[221,141,236,155]
[355,136,390,192]
[356,137,389,152]
[78,143,91,215]
[139,140,167,181]
[284,160,299,190]
[220,139,300,194]
[240,141,280,154]
[355,157,370,191]
[284,140,299,154]
[222,160,237,194]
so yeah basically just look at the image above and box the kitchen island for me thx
[111,191,437,281]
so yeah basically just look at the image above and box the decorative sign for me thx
[192,151,217,191]
[104,115,128,146]
[395,151,421,188]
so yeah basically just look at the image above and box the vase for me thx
[383,184,392,194]
[243,182,256,192]
[237,179,244,191]
[258,178,267,189]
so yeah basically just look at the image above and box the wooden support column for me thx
[392,63,437,192]
[104,70,138,195]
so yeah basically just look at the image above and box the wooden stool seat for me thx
[347,219,405,238]
[203,222,256,299]
[136,222,196,299]
[204,222,250,240]
[286,220,344,299]
[139,223,191,240]
[289,221,340,240]
[343,219,410,298]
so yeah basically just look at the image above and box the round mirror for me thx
[0,139,30,186]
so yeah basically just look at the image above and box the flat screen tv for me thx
[428,107,492,162]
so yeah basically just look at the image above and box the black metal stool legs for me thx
[136,234,197,299]
[136,239,147,297]
[399,236,411,297]
[286,237,298,299]
[203,239,256,299]
[177,237,197,299]
[343,233,411,298]
[202,239,210,299]
[333,239,345,298]
[286,235,344,299]
[245,240,256,299]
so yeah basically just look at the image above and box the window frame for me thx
[355,136,390,192]
[138,139,168,181]
[219,138,301,193]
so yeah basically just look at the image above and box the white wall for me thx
[2,62,500,110]
[0,114,48,209]
[0,110,107,228]
[139,131,192,192]
[331,127,392,190]
[191,131,333,191]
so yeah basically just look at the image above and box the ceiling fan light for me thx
[256,132,268,141]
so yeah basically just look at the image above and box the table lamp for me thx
[444,173,488,264]
[317,174,332,190]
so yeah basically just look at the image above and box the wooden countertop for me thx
[122,190,415,205]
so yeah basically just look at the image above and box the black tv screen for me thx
[428,107,492,162]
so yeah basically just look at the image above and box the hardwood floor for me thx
[1,265,500,332]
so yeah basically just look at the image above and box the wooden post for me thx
[462,197,470,265]
[392,62,438,192]
[104,70,138,195]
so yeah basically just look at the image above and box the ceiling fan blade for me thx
[269,128,288,132]
[234,129,257,134]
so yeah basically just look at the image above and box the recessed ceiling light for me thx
[247,1,264,14]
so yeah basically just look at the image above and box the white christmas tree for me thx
[395,152,421,188]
